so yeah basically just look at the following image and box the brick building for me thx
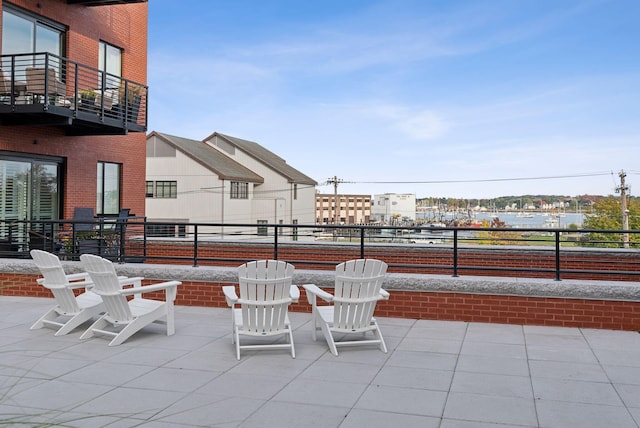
[316,193,371,225]
[0,0,148,248]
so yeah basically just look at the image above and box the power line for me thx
[341,171,614,186]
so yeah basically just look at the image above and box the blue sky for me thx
[147,0,639,199]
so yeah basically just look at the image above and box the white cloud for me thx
[369,104,450,140]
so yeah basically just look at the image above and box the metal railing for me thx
[1,52,147,131]
[1,219,638,281]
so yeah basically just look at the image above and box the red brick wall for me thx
[0,0,148,217]
[3,272,639,331]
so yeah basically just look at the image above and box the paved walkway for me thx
[1,296,640,427]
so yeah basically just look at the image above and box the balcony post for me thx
[555,231,562,281]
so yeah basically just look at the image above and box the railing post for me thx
[10,55,16,108]
[193,224,198,267]
[118,218,126,263]
[274,224,279,260]
[360,227,365,259]
[452,229,459,277]
[43,54,50,109]
[555,230,561,281]
[143,219,147,260]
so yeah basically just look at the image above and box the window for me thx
[257,220,268,236]
[230,181,248,199]
[2,7,64,56]
[98,41,122,89]
[155,181,177,198]
[145,181,154,198]
[293,184,298,200]
[2,6,65,74]
[0,153,62,239]
[96,162,121,215]
[146,224,186,238]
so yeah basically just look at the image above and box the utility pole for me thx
[327,176,344,225]
[616,170,630,248]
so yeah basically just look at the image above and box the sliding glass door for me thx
[0,154,62,244]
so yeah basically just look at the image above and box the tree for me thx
[582,196,640,247]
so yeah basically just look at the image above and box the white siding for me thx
[371,193,416,222]
[146,134,316,240]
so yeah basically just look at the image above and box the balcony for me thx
[0,52,147,136]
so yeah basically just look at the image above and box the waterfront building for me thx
[371,193,416,223]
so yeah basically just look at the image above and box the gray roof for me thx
[206,132,318,186]
[149,132,264,183]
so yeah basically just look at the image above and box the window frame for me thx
[98,40,122,89]
[257,220,268,236]
[2,5,66,57]
[145,181,154,198]
[230,181,249,199]
[155,181,177,199]
[96,161,121,216]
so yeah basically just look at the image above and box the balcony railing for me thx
[0,52,147,135]
[1,219,638,282]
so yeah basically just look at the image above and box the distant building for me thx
[146,131,317,237]
[315,194,371,224]
[371,193,416,223]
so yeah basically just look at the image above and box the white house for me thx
[146,131,317,238]
[371,193,416,223]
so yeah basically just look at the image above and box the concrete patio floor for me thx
[1,296,640,428]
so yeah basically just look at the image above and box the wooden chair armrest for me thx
[119,276,144,287]
[120,280,181,301]
[222,285,238,307]
[302,284,334,304]
[65,272,91,282]
[290,285,300,303]
[379,289,390,300]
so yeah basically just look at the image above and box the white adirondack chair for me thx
[30,249,104,336]
[223,260,299,359]
[79,254,181,346]
[303,259,389,356]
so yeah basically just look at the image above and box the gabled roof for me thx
[149,132,264,183]
[205,132,318,186]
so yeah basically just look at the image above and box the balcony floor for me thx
[0,103,145,135]
[2,296,640,427]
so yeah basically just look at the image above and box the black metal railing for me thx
[0,52,147,133]
[1,219,639,281]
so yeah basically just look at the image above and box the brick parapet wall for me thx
[2,258,638,331]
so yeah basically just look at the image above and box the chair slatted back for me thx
[80,254,133,322]
[237,260,294,335]
[31,249,81,314]
[333,259,387,332]
[26,67,63,95]
[0,69,10,95]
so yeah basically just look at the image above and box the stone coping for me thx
[3,258,639,302]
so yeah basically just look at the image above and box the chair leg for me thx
[54,311,93,336]
[289,328,296,359]
[373,321,388,353]
[234,327,241,360]
[310,308,318,341]
[80,315,109,340]
[231,310,236,344]
[30,307,60,330]
[166,304,175,336]
[108,317,148,346]
[320,322,339,356]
